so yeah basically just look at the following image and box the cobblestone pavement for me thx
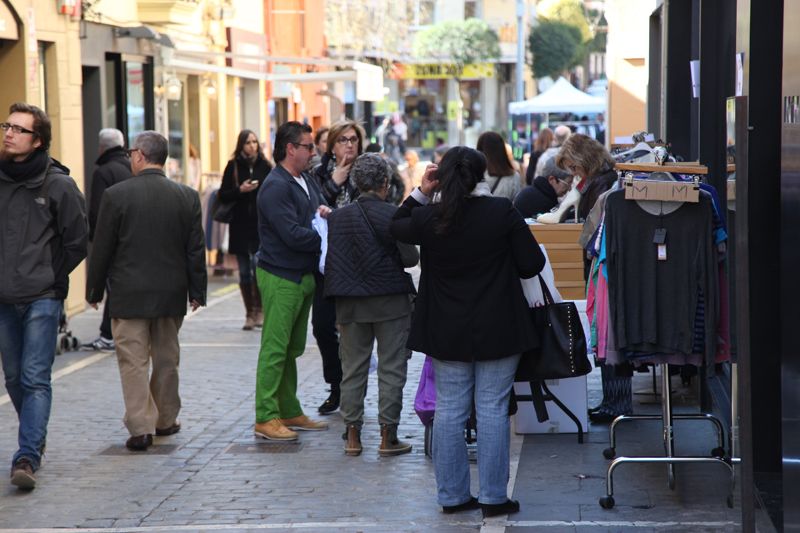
[0,277,745,532]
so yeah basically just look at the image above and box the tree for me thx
[538,0,593,43]
[529,19,582,79]
[412,18,501,73]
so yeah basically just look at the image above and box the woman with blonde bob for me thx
[554,133,616,223]
[313,119,367,208]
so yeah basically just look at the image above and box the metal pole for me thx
[516,0,525,101]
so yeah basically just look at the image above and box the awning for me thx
[0,2,19,41]
[165,50,384,101]
[509,77,606,115]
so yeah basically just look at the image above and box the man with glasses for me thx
[513,157,575,219]
[253,121,330,441]
[0,102,89,489]
[86,131,206,452]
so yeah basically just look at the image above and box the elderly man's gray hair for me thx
[351,153,390,193]
[133,131,169,166]
[98,128,125,153]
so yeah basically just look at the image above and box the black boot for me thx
[481,499,520,518]
[318,385,340,415]
[239,283,255,330]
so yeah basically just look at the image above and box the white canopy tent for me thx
[509,77,606,115]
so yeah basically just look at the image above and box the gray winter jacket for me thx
[0,158,89,303]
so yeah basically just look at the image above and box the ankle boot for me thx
[318,386,340,415]
[251,282,263,328]
[379,424,412,456]
[344,424,362,456]
[239,283,255,330]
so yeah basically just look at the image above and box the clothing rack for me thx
[598,165,737,509]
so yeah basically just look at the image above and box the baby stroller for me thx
[55,309,79,355]
[415,356,517,460]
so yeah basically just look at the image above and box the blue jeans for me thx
[0,298,62,471]
[432,353,521,506]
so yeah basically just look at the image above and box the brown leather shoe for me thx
[155,422,181,436]
[10,458,36,490]
[344,424,362,456]
[379,424,412,456]
[280,415,328,431]
[254,419,298,441]
[125,434,153,451]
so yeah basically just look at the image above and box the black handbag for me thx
[212,162,239,223]
[516,276,590,382]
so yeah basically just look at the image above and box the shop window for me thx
[413,0,435,27]
[465,0,479,19]
[400,79,448,149]
[105,54,154,146]
[37,42,50,112]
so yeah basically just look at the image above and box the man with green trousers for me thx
[254,121,330,440]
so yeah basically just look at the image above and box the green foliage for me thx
[529,19,583,79]
[538,0,593,42]
[412,18,501,69]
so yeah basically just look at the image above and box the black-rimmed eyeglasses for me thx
[0,123,36,135]
[291,142,315,152]
[126,148,140,158]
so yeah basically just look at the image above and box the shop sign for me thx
[226,27,268,73]
[391,63,495,80]
[0,2,18,40]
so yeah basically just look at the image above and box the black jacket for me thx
[256,164,324,283]
[325,193,417,298]
[89,146,132,240]
[86,168,207,318]
[578,168,617,221]
[390,194,545,362]
[513,176,559,219]
[0,157,88,303]
[218,155,272,255]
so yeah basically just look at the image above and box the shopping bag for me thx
[414,356,436,427]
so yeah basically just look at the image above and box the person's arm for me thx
[507,203,545,279]
[261,180,321,252]
[390,164,437,244]
[397,241,419,268]
[88,168,109,239]
[218,160,240,202]
[86,192,117,304]
[185,190,208,307]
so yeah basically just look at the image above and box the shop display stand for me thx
[598,163,736,509]
[597,365,735,510]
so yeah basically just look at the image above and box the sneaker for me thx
[10,458,36,490]
[83,336,115,351]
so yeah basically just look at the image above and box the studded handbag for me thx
[516,276,590,382]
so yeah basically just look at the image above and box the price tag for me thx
[657,244,667,261]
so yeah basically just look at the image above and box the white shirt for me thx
[294,175,309,197]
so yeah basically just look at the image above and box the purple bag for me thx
[414,356,436,426]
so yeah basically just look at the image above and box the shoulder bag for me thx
[516,276,590,382]
[212,162,239,223]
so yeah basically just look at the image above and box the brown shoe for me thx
[280,414,329,431]
[379,424,412,456]
[125,434,153,451]
[10,458,36,490]
[344,424,362,456]
[155,422,181,436]
[254,419,298,441]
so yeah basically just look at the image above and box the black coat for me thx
[89,146,132,240]
[325,194,417,298]
[390,194,546,362]
[513,176,559,219]
[578,168,617,221]
[218,155,272,255]
[86,168,207,318]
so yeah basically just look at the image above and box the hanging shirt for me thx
[605,190,718,367]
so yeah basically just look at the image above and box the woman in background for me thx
[476,131,521,201]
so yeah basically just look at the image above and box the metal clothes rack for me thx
[597,162,737,509]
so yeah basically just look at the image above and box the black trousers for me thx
[312,271,342,388]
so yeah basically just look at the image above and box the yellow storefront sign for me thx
[392,63,495,80]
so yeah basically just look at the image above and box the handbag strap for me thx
[537,275,554,306]
[355,200,404,270]
[490,175,504,194]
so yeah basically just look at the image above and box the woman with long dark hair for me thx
[525,128,554,185]
[391,146,545,518]
[476,131,521,201]
[218,129,272,330]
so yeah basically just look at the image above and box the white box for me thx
[513,299,592,434]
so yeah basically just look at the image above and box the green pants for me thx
[255,268,315,423]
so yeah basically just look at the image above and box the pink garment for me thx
[595,264,610,362]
